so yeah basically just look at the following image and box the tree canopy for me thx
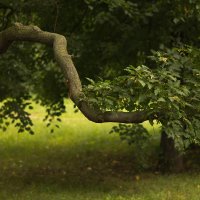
[0,0,200,153]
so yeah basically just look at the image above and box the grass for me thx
[0,100,200,199]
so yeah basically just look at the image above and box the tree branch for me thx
[0,23,155,123]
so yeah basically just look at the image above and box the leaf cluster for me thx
[84,46,200,149]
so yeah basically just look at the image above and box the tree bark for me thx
[159,130,184,173]
[0,23,157,124]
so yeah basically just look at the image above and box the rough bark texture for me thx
[0,23,155,123]
[159,131,184,173]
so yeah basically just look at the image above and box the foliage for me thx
[84,46,200,149]
[0,0,200,154]
[110,123,155,170]
[0,42,66,133]
[110,123,150,145]
[0,98,33,134]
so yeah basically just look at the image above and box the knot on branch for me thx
[14,22,23,28]
[31,25,41,32]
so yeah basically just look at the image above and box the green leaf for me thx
[157,97,165,102]
[138,79,146,87]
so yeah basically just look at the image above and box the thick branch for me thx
[0,23,155,123]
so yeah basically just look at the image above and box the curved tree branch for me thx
[0,23,155,123]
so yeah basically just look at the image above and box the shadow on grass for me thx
[1,135,200,200]
[0,141,140,195]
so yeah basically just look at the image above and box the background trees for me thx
[0,0,200,171]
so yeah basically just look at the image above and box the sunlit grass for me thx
[0,100,199,200]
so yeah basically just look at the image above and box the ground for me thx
[0,100,200,200]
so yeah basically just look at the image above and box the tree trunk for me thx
[159,130,184,173]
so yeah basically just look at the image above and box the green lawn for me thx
[0,100,200,200]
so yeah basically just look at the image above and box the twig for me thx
[53,0,59,32]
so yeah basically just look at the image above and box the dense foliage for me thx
[85,46,200,149]
[0,0,200,152]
